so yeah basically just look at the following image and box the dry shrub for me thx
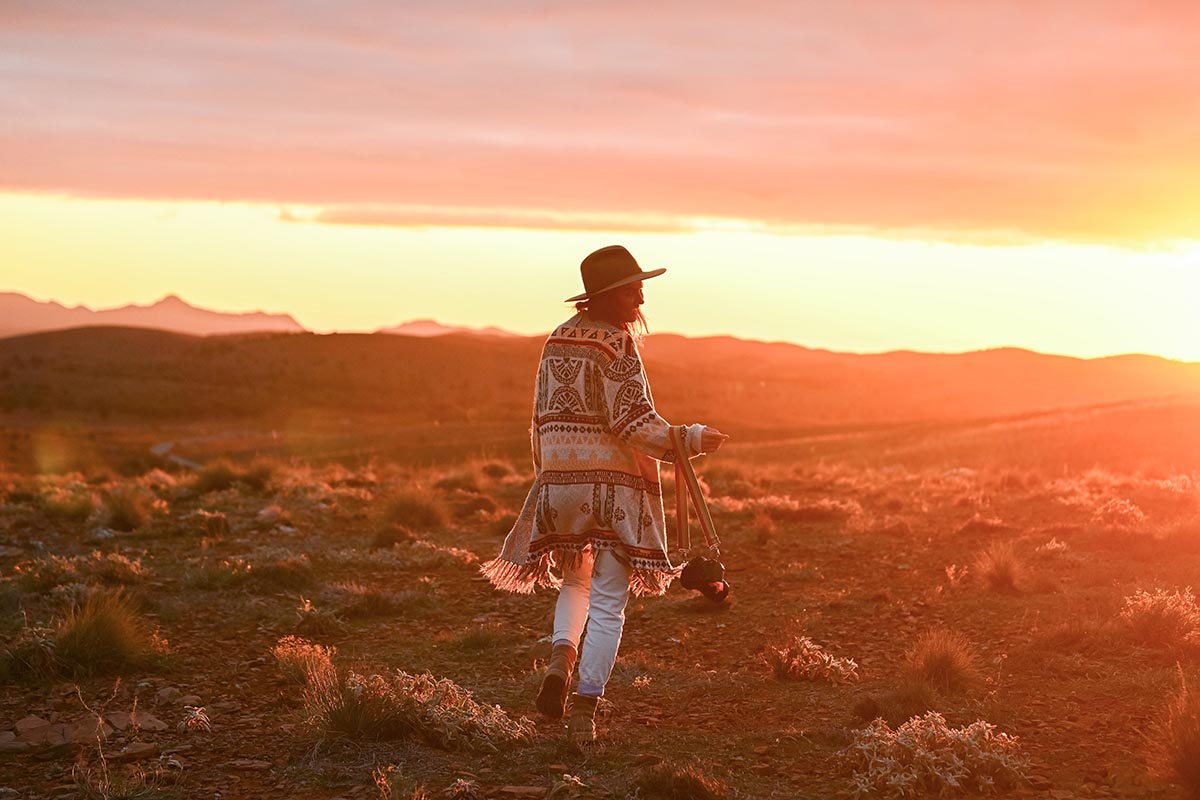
[193,459,241,494]
[853,679,939,727]
[72,761,165,800]
[906,629,980,693]
[974,542,1023,593]
[183,557,251,590]
[956,514,1010,536]
[372,524,418,549]
[1119,587,1200,648]
[102,486,151,531]
[54,589,151,676]
[374,765,431,800]
[480,462,513,480]
[2,625,58,683]
[751,509,777,546]
[434,471,480,494]
[83,551,150,585]
[40,486,97,522]
[449,623,518,654]
[12,555,81,592]
[136,468,178,492]
[633,761,728,800]
[1154,668,1200,799]
[330,581,413,619]
[294,596,347,635]
[380,487,450,531]
[303,661,536,749]
[272,635,337,684]
[240,458,276,491]
[189,509,231,538]
[251,554,315,590]
[840,712,1029,798]
[1092,498,1149,530]
[763,635,860,683]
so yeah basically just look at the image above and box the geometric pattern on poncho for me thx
[482,312,695,597]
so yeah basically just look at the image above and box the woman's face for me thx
[609,281,644,324]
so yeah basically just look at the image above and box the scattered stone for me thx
[131,712,169,732]
[0,732,13,743]
[211,701,240,713]
[0,742,31,755]
[15,716,50,737]
[64,717,112,744]
[110,742,159,763]
[157,687,183,704]
[0,787,20,798]
[497,788,547,798]
[223,759,271,771]
[178,695,202,706]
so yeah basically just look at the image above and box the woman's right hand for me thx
[701,427,730,453]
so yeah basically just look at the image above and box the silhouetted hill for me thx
[1,327,1198,434]
[377,319,522,337]
[0,292,304,338]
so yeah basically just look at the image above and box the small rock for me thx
[211,701,240,713]
[156,687,182,704]
[223,759,271,771]
[177,695,202,706]
[0,787,21,798]
[65,718,112,744]
[15,716,50,737]
[130,712,168,732]
[0,742,31,755]
[110,742,159,763]
[88,527,117,541]
[0,732,14,743]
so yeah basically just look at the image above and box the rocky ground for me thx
[2,453,1199,799]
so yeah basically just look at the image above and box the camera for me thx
[679,556,730,603]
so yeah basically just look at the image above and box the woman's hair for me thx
[575,294,648,340]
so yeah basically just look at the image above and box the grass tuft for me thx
[194,459,241,494]
[633,761,729,800]
[1154,668,1200,799]
[906,629,980,693]
[53,588,151,676]
[974,541,1023,593]
[302,661,536,749]
[1119,587,1200,648]
[272,634,337,685]
[380,487,450,531]
[763,634,860,683]
[102,486,151,531]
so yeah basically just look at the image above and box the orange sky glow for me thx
[2,2,1199,359]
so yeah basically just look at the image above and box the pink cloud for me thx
[2,2,1199,241]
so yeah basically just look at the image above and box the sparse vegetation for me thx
[840,712,1029,797]
[1154,668,1200,799]
[303,662,536,748]
[380,487,450,531]
[763,634,861,683]
[102,486,151,531]
[1119,587,1200,648]
[633,761,729,800]
[53,589,152,676]
[272,634,337,684]
[906,629,980,693]
[974,541,1023,593]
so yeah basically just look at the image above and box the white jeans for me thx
[552,547,631,697]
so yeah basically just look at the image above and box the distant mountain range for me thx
[0,292,523,339]
[0,292,304,338]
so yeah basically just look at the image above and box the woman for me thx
[482,244,727,745]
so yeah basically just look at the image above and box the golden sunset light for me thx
[3,3,1200,360]
[7,5,1200,798]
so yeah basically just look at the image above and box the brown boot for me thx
[567,693,598,747]
[535,643,577,719]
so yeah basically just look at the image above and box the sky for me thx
[2,1,1200,359]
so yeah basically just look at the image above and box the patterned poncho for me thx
[481,312,704,597]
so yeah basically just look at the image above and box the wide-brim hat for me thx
[564,245,666,303]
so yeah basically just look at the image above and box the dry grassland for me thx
[2,402,1200,799]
